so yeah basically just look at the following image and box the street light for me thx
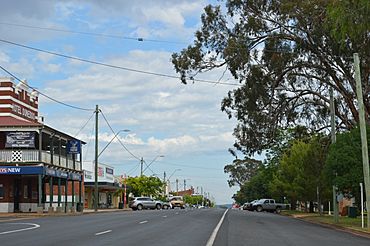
[141,155,165,175]
[98,129,130,157]
[94,129,130,212]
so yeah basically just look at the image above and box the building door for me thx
[13,179,21,212]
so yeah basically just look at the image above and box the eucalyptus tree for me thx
[172,0,369,155]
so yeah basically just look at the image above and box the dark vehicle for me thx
[129,197,163,210]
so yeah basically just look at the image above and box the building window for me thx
[0,184,4,199]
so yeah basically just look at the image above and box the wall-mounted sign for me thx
[11,104,36,121]
[106,167,114,175]
[67,140,81,154]
[0,166,43,175]
[5,132,35,148]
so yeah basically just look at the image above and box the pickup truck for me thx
[251,199,287,213]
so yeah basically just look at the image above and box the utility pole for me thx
[140,157,144,176]
[176,179,179,195]
[163,171,166,196]
[354,53,370,230]
[330,88,339,223]
[94,105,99,212]
[183,179,186,191]
[201,187,204,206]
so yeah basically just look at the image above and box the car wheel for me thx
[156,204,161,210]
[257,206,263,212]
[275,207,281,214]
[137,204,143,210]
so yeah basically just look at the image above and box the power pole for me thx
[330,88,339,223]
[163,171,166,196]
[140,157,144,176]
[94,105,99,212]
[354,53,370,230]
[176,179,179,195]
[183,179,186,191]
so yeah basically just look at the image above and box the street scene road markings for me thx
[95,230,112,236]
[162,215,167,218]
[139,220,148,224]
[206,209,228,246]
[0,223,40,235]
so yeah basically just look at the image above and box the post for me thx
[330,87,339,223]
[65,179,68,213]
[49,176,53,208]
[38,174,42,207]
[354,53,370,230]
[163,171,166,196]
[184,179,186,191]
[72,180,75,207]
[123,174,127,209]
[176,179,179,195]
[360,183,364,228]
[94,105,99,212]
[79,180,82,211]
[58,178,61,207]
[140,157,144,176]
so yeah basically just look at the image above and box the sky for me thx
[0,0,242,204]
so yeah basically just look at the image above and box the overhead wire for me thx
[0,38,241,86]
[0,22,187,45]
[100,110,141,161]
[74,112,95,137]
[0,64,95,111]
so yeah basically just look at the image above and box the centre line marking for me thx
[206,209,228,246]
[0,223,40,235]
[139,220,148,224]
[95,230,112,236]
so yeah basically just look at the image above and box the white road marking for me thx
[162,215,167,218]
[0,223,40,235]
[95,230,112,236]
[175,212,179,214]
[206,209,228,246]
[139,220,148,224]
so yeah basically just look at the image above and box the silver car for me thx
[129,197,163,210]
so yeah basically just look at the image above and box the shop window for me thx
[0,184,4,199]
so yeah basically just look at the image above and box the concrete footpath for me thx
[0,208,132,220]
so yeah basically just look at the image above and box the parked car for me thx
[162,201,172,209]
[129,197,163,210]
[251,199,287,213]
[168,196,185,209]
[242,200,258,210]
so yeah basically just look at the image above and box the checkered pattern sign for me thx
[11,150,23,162]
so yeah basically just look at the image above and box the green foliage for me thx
[233,164,277,203]
[172,0,369,155]
[183,194,203,205]
[126,176,165,197]
[325,125,370,200]
[224,157,262,187]
[270,136,330,207]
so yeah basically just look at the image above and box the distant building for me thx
[83,161,121,209]
[0,77,84,213]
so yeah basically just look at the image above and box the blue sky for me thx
[0,0,242,204]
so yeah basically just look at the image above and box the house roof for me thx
[0,116,41,127]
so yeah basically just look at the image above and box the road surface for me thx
[0,209,369,246]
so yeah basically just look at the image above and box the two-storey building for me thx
[0,77,84,213]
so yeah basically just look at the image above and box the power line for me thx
[0,64,94,111]
[0,38,241,86]
[74,112,95,137]
[0,22,187,45]
[100,110,141,161]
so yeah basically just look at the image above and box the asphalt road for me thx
[0,208,369,246]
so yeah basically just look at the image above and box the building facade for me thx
[0,77,84,213]
[83,161,121,209]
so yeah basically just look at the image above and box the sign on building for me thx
[67,140,81,154]
[5,132,35,148]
